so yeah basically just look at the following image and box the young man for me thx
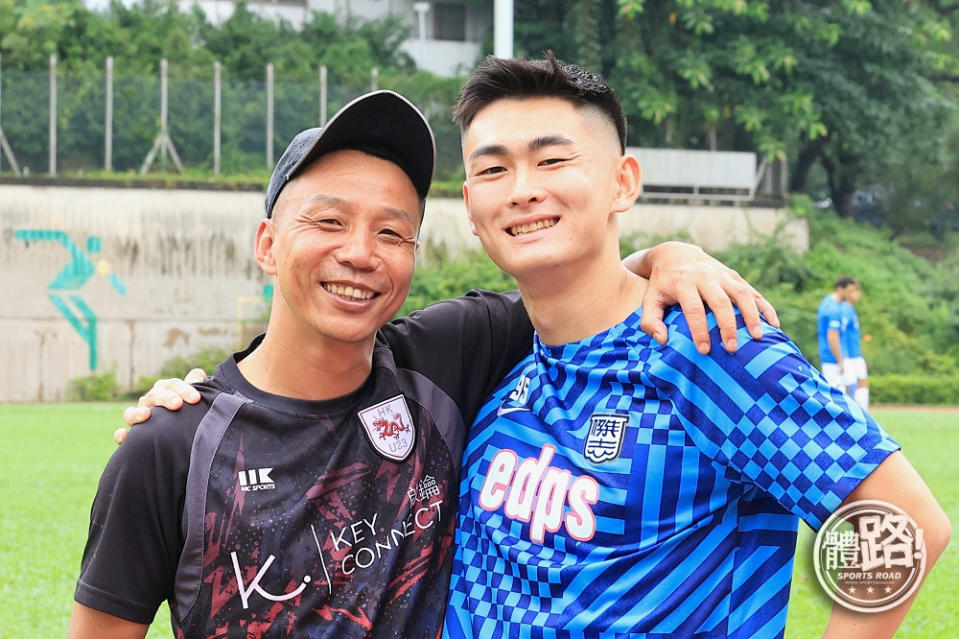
[443,56,948,638]
[75,91,773,638]
[841,282,869,408]
[817,275,858,389]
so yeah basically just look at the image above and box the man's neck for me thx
[237,326,374,401]
[518,252,647,346]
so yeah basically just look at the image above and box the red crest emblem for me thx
[358,395,416,461]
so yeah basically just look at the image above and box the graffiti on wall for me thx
[15,230,126,370]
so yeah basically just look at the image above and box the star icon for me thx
[848,586,857,594]
[884,586,893,594]
[866,587,874,594]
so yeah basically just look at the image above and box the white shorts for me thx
[843,357,868,385]
[821,363,844,388]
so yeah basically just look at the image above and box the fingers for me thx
[638,242,780,352]
[674,287,711,354]
[185,368,208,385]
[722,277,780,338]
[137,377,202,411]
[641,273,713,353]
[755,294,780,328]
[639,291,669,345]
[123,405,151,426]
[706,267,781,345]
[698,280,739,352]
[166,377,202,404]
[113,427,129,445]
[139,388,182,410]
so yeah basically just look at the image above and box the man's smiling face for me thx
[461,96,634,285]
[260,148,421,347]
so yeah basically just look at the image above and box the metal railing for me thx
[0,55,383,177]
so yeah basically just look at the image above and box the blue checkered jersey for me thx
[817,294,845,364]
[841,303,862,359]
[445,307,898,639]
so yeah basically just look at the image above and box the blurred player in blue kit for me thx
[817,275,857,389]
[840,281,869,409]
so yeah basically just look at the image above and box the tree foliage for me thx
[0,0,414,78]
[712,198,959,378]
[514,1,959,223]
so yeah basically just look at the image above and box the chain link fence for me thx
[0,56,463,180]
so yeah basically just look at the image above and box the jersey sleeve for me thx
[73,405,201,624]
[377,289,533,424]
[650,310,899,530]
[825,301,842,331]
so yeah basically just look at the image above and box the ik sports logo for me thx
[237,467,275,492]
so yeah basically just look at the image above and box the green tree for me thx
[513,1,956,220]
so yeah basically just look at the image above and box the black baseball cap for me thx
[265,90,435,218]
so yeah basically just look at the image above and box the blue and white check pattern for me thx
[445,308,898,639]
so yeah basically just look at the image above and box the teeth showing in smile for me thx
[509,218,558,236]
[323,283,375,301]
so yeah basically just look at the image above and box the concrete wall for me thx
[0,185,806,402]
[2,186,268,402]
[423,199,809,256]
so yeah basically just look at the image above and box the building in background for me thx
[175,0,490,76]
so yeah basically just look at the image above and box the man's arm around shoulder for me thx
[822,451,951,638]
[71,401,206,636]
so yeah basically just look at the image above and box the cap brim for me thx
[287,90,435,199]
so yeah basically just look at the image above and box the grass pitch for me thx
[1,404,956,637]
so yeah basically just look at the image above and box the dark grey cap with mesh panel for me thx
[265,90,435,218]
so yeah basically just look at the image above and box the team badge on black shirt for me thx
[358,394,416,461]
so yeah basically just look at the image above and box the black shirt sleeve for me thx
[73,402,204,624]
[377,289,533,425]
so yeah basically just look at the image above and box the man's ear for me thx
[254,218,278,275]
[611,154,642,214]
[463,181,478,236]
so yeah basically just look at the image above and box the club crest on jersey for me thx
[358,395,416,461]
[584,413,629,463]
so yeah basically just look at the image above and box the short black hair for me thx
[453,52,627,153]
[835,275,858,289]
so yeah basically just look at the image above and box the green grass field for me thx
[1,404,956,637]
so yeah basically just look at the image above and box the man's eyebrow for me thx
[468,144,509,163]
[303,193,414,225]
[469,136,576,164]
[304,194,344,208]
[529,135,574,152]
[381,206,416,225]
